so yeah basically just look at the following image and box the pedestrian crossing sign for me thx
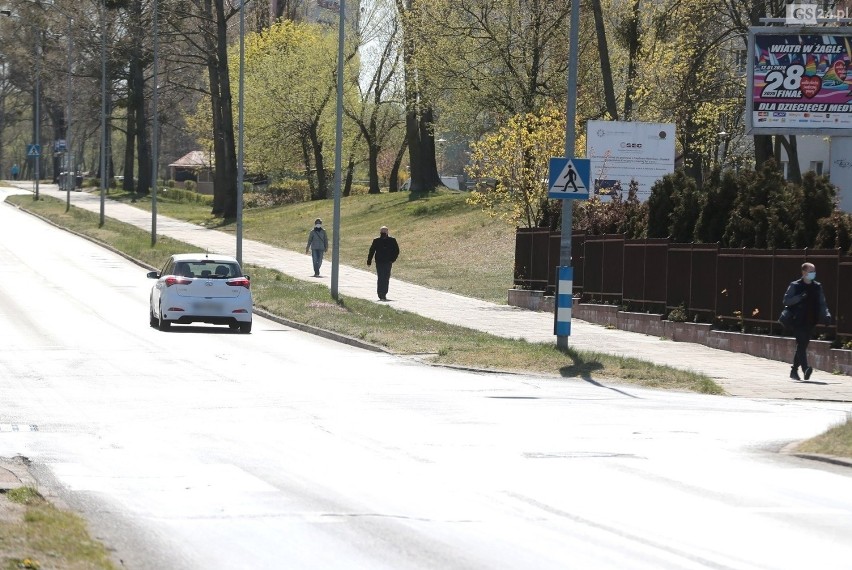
[548,157,590,199]
[27,144,41,158]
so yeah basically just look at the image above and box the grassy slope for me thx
[124,189,517,304]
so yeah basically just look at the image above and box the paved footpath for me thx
[7,183,852,402]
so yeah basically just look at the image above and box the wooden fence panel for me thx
[513,229,850,340]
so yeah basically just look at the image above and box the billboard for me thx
[585,120,676,201]
[747,28,852,135]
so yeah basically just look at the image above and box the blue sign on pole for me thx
[27,144,41,157]
[548,157,590,200]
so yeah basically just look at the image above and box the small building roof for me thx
[168,151,213,169]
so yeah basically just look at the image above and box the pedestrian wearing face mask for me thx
[367,226,399,301]
[783,262,831,381]
[305,218,328,277]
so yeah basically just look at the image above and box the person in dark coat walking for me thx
[783,262,831,381]
[367,226,399,301]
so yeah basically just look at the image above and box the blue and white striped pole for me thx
[554,266,573,337]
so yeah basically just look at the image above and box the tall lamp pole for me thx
[100,0,107,226]
[330,0,345,300]
[33,26,40,200]
[236,0,245,264]
[65,17,72,210]
[151,0,159,246]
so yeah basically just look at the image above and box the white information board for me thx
[586,120,676,201]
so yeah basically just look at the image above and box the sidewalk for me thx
[7,183,852,401]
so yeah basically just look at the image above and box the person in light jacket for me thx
[305,218,328,277]
[783,262,831,381]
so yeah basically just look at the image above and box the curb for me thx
[0,456,36,491]
[780,441,852,468]
[252,307,388,353]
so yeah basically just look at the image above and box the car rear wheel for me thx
[158,304,171,331]
[239,322,252,334]
[149,306,157,328]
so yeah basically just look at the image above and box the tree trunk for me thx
[301,134,316,196]
[309,122,327,199]
[124,105,136,192]
[130,0,151,195]
[344,130,363,197]
[344,155,355,197]
[622,0,641,121]
[683,117,704,188]
[778,135,802,182]
[204,0,239,218]
[754,135,773,166]
[367,141,380,194]
[591,0,619,120]
[388,138,408,193]
[397,0,441,193]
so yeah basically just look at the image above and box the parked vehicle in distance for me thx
[147,253,252,333]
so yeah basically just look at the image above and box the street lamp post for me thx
[151,0,159,246]
[330,0,345,300]
[33,25,40,200]
[100,0,107,226]
[557,0,581,350]
[65,17,73,211]
[236,0,245,264]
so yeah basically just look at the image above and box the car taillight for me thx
[226,277,251,289]
[164,276,193,287]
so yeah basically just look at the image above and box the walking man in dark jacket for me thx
[783,262,831,381]
[367,226,399,301]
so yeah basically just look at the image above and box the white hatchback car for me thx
[147,253,253,333]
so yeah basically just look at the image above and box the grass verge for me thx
[795,416,852,459]
[6,193,723,395]
[101,188,517,303]
[0,487,116,570]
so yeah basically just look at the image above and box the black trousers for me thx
[792,326,813,370]
[376,261,393,299]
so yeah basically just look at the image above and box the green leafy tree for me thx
[236,20,349,200]
[815,211,852,254]
[465,103,564,228]
[345,7,406,194]
[791,172,837,247]
[694,167,739,243]
[647,170,703,242]
[572,181,648,237]
[722,162,788,248]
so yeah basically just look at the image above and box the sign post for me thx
[549,157,590,340]
[558,0,581,349]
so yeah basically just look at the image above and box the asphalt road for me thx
[0,199,851,569]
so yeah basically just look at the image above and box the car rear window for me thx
[174,261,240,279]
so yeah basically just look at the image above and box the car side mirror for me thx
[146,271,159,279]
[244,274,250,281]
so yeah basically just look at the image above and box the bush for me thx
[349,184,370,196]
[160,186,214,206]
[244,178,312,208]
[184,180,196,193]
[668,304,688,322]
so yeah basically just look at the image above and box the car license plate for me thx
[193,301,222,312]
